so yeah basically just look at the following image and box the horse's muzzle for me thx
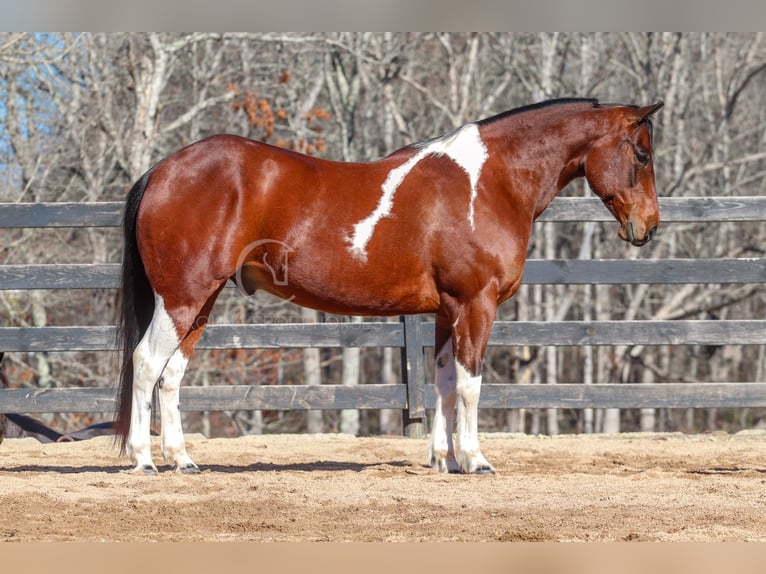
[625,221,657,246]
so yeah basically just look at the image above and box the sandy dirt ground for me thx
[2,431,766,542]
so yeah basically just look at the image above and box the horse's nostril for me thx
[647,225,657,241]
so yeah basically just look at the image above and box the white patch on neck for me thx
[347,123,488,260]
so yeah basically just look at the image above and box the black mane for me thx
[476,98,600,127]
[398,98,602,155]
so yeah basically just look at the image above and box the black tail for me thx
[114,170,155,453]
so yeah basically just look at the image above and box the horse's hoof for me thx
[456,453,496,475]
[450,465,495,475]
[131,464,159,476]
[175,463,200,474]
[430,453,460,474]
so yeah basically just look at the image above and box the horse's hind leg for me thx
[156,347,195,473]
[156,285,225,473]
[128,286,223,474]
[128,294,186,474]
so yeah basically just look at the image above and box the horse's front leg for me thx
[453,359,494,474]
[442,294,496,474]
[429,325,459,473]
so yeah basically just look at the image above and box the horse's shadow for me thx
[203,460,411,473]
[687,467,766,475]
[0,460,413,475]
[0,464,127,474]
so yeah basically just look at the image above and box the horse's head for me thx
[585,102,664,246]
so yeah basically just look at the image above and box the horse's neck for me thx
[484,110,601,220]
[532,153,586,219]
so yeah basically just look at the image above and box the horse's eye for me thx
[635,149,649,165]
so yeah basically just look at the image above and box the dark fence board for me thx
[470,383,766,409]
[0,323,404,352]
[180,384,407,411]
[400,314,428,426]
[0,387,117,413]
[0,385,408,413]
[3,197,766,229]
[522,258,766,285]
[472,320,766,347]
[4,258,765,290]
[0,264,121,289]
[4,383,766,414]
[198,322,404,349]
[0,202,124,228]
[1,320,763,352]
[538,196,766,222]
[0,326,116,352]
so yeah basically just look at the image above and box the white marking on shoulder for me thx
[347,123,488,260]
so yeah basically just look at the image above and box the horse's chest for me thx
[497,257,526,303]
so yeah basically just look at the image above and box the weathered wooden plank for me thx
[0,384,408,413]
[468,383,766,409]
[4,383,766,413]
[522,258,766,285]
[0,326,117,352]
[538,196,766,222]
[2,197,766,229]
[0,323,404,352]
[3,258,764,290]
[0,320,763,352]
[431,320,766,347]
[658,196,766,222]
[0,264,121,289]
[198,322,404,349]
[0,387,117,413]
[0,202,123,228]
[180,384,407,411]
[401,315,428,430]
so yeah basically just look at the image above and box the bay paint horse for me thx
[114,98,664,474]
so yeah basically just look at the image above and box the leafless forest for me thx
[1,32,765,437]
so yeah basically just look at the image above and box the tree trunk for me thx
[340,316,362,435]
[378,339,399,435]
[302,307,323,433]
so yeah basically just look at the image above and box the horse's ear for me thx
[634,101,664,123]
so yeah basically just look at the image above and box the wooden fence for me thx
[1,197,766,436]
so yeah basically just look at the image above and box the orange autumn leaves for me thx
[229,74,330,155]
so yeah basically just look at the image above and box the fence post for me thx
[400,314,427,438]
